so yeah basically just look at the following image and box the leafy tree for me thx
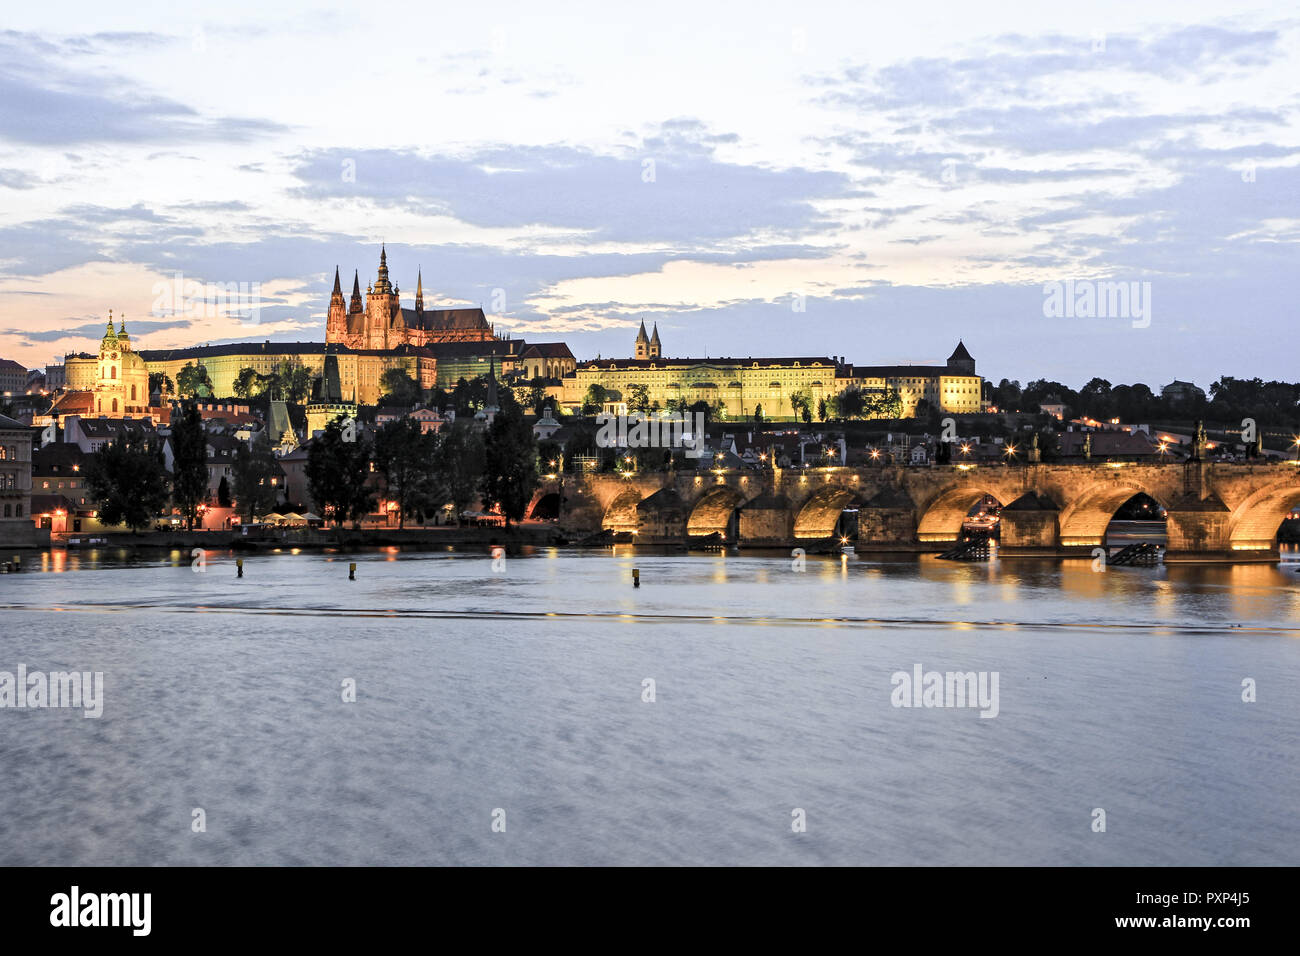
[148,372,174,398]
[836,388,865,420]
[435,419,485,524]
[170,401,210,530]
[176,362,213,399]
[627,383,651,414]
[527,377,549,415]
[305,415,375,527]
[449,376,490,416]
[817,397,828,421]
[278,362,313,404]
[374,417,440,529]
[379,368,421,407]
[582,383,609,415]
[217,476,232,508]
[787,389,811,422]
[537,438,564,473]
[233,367,261,399]
[481,394,539,531]
[85,437,169,531]
[753,403,763,422]
[232,431,281,522]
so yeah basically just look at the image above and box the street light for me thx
[1004,444,1017,463]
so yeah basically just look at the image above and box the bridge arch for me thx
[602,487,645,532]
[687,486,749,538]
[793,485,861,539]
[1057,481,1168,548]
[1227,476,1300,551]
[526,492,561,521]
[915,484,1007,543]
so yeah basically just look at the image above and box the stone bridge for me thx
[529,461,1300,562]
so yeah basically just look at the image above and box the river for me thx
[1,545,1297,865]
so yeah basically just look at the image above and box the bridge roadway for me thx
[528,460,1300,562]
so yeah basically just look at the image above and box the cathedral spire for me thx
[415,268,424,314]
[332,266,342,296]
[375,244,392,295]
[350,270,363,312]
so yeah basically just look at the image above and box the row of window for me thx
[0,445,19,460]
[2,504,22,517]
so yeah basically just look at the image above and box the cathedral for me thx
[325,246,498,351]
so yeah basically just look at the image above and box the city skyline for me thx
[1,2,1297,388]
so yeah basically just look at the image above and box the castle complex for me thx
[48,246,981,423]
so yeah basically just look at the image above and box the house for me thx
[0,413,47,547]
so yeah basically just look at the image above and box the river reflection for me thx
[1,546,1297,866]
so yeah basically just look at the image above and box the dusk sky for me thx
[0,1,1296,389]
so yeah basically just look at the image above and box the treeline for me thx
[988,377,1300,428]
[305,388,540,529]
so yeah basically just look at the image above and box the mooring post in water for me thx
[349,562,357,581]
[11,556,19,572]
[633,567,640,588]
[236,558,243,578]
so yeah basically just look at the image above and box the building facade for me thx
[326,247,498,350]
[841,342,983,418]
[560,329,982,420]
[0,412,40,545]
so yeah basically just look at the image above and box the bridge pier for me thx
[995,492,1062,558]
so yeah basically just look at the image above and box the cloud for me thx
[288,122,854,244]
[0,31,287,146]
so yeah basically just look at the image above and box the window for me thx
[14,505,20,517]
[111,367,117,380]
[112,399,118,412]
[3,505,8,517]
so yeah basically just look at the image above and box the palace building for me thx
[559,326,982,420]
[326,246,497,350]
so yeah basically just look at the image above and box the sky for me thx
[0,0,1296,390]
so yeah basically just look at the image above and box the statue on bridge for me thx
[1082,433,1091,460]
[1192,420,1208,461]
[1028,432,1041,463]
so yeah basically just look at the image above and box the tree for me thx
[279,362,313,404]
[305,415,375,527]
[627,383,651,414]
[481,394,540,531]
[449,376,490,416]
[176,362,212,398]
[232,431,281,522]
[217,476,232,508]
[527,377,549,415]
[374,417,440,529]
[582,383,609,415]
[170,401,209,530]
[148,372,174,398]
[788,389,811,421]
[85,437,169,531]
[753,403,764,422]
[817,397,828,421]
[379,368,421,407]
[435,419,486,524]
[232,367,260,399]
[836,388,865,420]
